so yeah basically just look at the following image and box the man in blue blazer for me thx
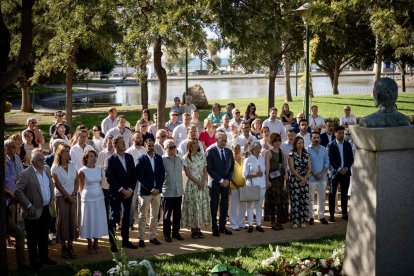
[206,132,235,236]
[320,120,335,148]
[136,138,165,247]
[106,135,138,252]
[328,126,354,222]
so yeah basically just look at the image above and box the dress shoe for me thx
[256,226,264,232]
[138,240,145,248]
[30,262,43,269]
[191,231,198,239]
[320,218,329,225]
[212,230,220,237]
[197,230,204,238]
[308,218,314,225]
[150,238,161,245]
[40,258,57,265]
[329,215,335,223]
[110,245,118,253]
[342,215,348,221]
[172,234,184,240]
[247,226,254,233]
[219,228,232,235]
[164,236,172,242]
[122,241,138,249]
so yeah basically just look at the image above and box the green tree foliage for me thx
[310,0,375,95]
[209,0,304,109]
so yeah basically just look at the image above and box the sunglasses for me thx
[140,125,147,127]
[161,135,167,138]
[30,121,37,124]
[93,129,99,132]
[172,114,178,116]
[167,145,176,150]
[57,115,64,117]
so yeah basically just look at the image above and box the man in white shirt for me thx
[183,95,197,115]
[126,132,147,230]
[339,105,357,128]
[105,115,133,148]
[262,107,286,141]
[296,119,311,148]
[101,107,118,135]
[281,129,296,167]
[229,108,243,129]
[309,105,325,132]
[172,112,191,146]
[69,129,94,172]
[217,114,231,133]
[154,129,168,156]
[177,125,204,158]
[234,121,257,156]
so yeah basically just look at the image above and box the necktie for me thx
[220,149,226,168]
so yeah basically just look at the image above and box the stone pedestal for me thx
[343,125,414,276]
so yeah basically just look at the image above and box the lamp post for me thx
[185,48,188,96]
[295,3,311,121]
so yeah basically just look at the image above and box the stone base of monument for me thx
[343,125,414,276]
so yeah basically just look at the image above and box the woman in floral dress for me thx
[288,136,311,229]
[181,138,211,238]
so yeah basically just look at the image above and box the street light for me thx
[295,3,311,121]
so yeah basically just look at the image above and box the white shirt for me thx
[183,103,197,115]
[51,162,77,196]
[172,123,189,146]
[101,117,117,135]
[33,167,51,206]
[229,118,244,130]
[105,127,133,148]
[216,125,231,133]
[116,153,127,171]
[97,149,112,189]
[296,132,311,148]
[126,145,146,166]
[262,118,286,141]
[177,138,205,158]
[309,115,325,129]
[336,139,345,168]
[242,155,266,189]
[92,137,104,153]
[234,134,257,155]
[69,144,94,171]
[340,114,356,126]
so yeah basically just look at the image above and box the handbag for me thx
[239,185,260,202]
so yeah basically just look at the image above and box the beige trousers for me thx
[138,194,161,240]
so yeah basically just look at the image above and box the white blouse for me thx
[51,162,77,196]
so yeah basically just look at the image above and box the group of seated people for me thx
[4,95,357,270]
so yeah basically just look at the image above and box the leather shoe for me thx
[164,236,172,242]
[256,226,264,232]
[219,228,232,235]
[342,215,348,221]
[30,262,43,269]
[138,240,145,248]
[247,226,254,233]
[212,230,220,237]
[149,238,161,245]
[329,215,335,223]
[320,218,329,225]
[172,234,184,240]
[110,245,118,252]
[308,218,314,225]
[40,258,57,265]
[122,241,138,249]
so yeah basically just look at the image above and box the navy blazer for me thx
[328,140,354,177]
[320,132,335,148]
[136,153,165,196]
[206,146,234,187]
[105,153,137,198]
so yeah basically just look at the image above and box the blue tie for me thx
[220,149,226,168]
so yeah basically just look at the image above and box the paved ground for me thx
[7,212,347,270]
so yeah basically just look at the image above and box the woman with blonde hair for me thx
[250,118,262,139]
[229,143,246,231]
[198,118,216,150]
[51,144,79,258]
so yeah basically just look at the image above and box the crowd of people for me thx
[5,96,357,270]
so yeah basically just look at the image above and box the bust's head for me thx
[373,77,398,109]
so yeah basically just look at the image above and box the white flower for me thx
[316,272,322,276]
[304,259,311,266]
[320,259,327,268]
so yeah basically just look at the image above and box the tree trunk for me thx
[139,45,149,109]
[268,59,277,110]
[283,54,292,102]
[154,38,167,129]
[19,77,33,112]
[0,87,6,273]
[375,35,382,82]
[401,62,406,92]
[66,62,75,129]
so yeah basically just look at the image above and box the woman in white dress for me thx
[79,149,108,254]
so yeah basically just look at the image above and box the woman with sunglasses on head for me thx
[49,123,70,149]
[181,138,211,238]
[22,117,45,147]
[244,103,257,125]
[91,125,104,153]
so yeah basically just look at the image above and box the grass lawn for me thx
[10,235,345,275]
[5,93,414,141]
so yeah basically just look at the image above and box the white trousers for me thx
[229,188,246,230]
[308,179,327,219]
[246,188,266,226]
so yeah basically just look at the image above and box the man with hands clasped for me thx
[105,135,138,252]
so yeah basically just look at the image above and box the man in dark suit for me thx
[15,149,56,269]
[320,120,335,148]
[206,132,235,236]
[328,126,354,222]
[136,138,165,247]
[105,135,138,252]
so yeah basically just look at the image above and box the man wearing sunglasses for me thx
[22,117,45,146]
[49,111,72,139]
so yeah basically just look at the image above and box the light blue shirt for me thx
[33,167,51,206]
[306,144,329,182]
